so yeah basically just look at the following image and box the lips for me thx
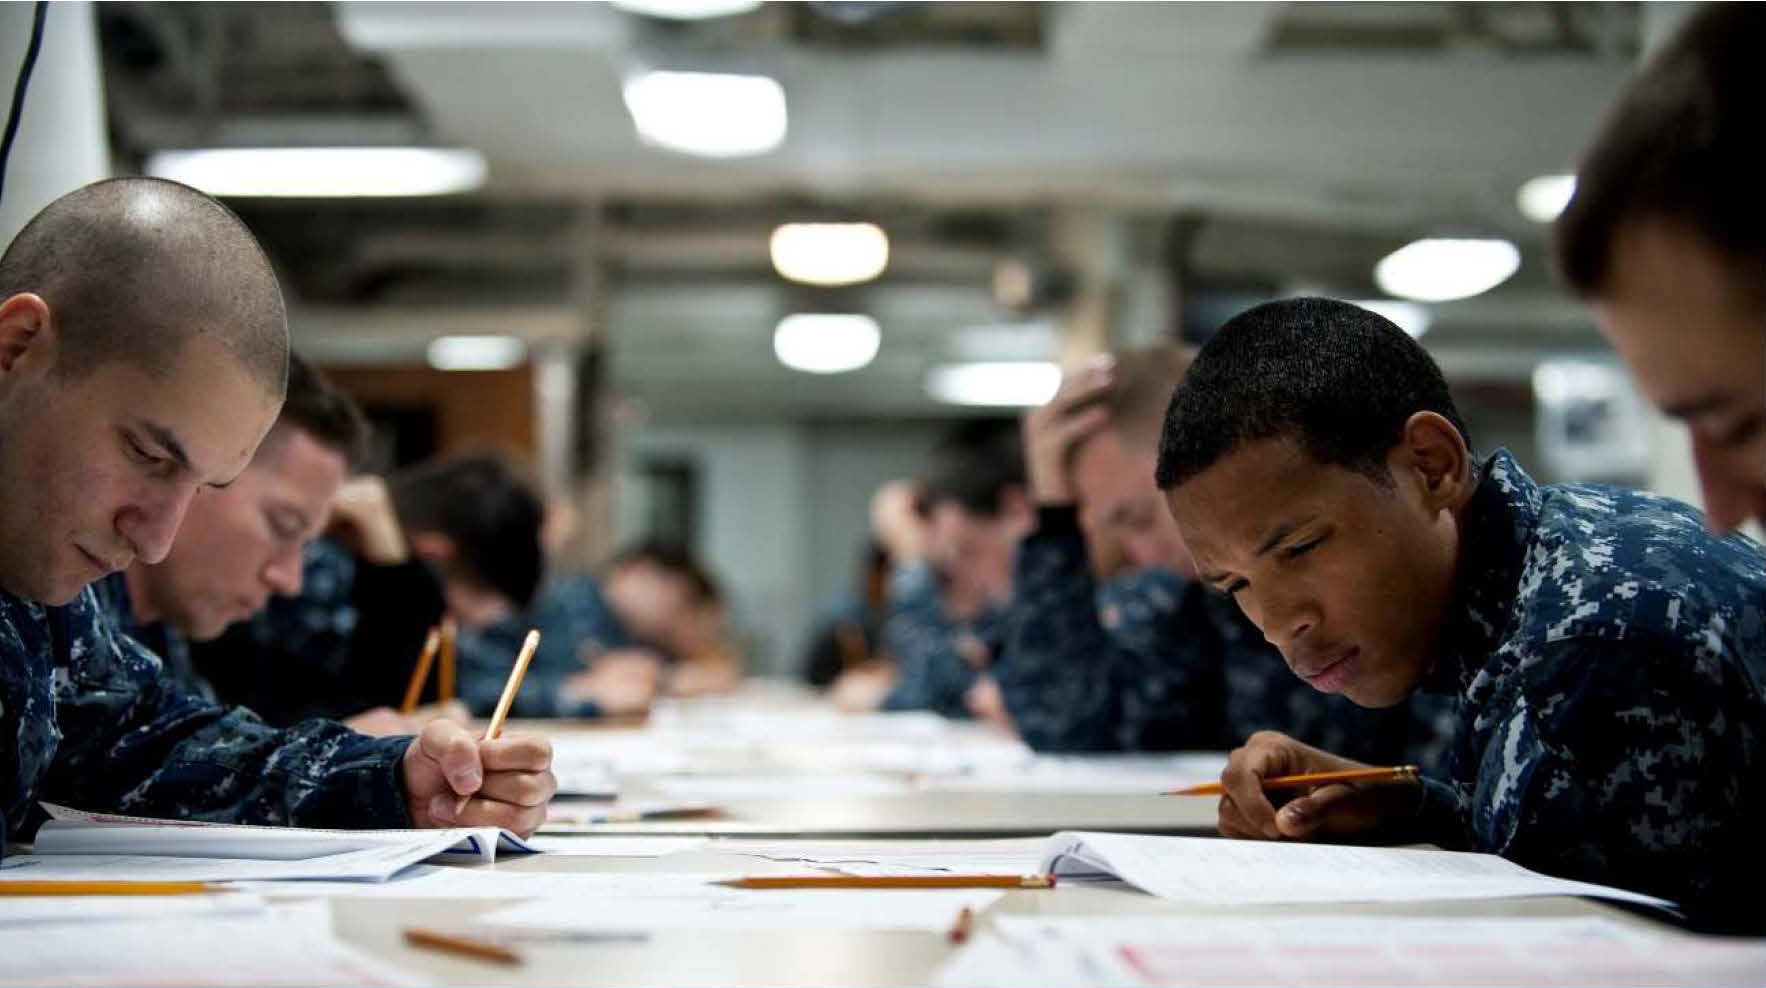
[76,545,129,576]
[1296,646,1360,693]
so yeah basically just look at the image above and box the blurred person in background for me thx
[861,424,1030,722]
[1556,2,1764,533]
[193,450,540,732]
[460,540,734,719]
[801,541,892,690]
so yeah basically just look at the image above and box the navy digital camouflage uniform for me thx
[878,560,1005,719]
[189,537,446,725]
[1412,449,1765,931]
[993,506,1454,769]
[90,572,215,703]
[456,574,646,719]
[1,583,412,846]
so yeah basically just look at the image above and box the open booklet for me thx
[0,803,536,883]
[1040,830,1677,912]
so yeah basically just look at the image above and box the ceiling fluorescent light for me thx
[145,147,486,198]
[770,223,889,286]
[925,361,1061,408]
[427,335,528,371]
[774,314,880,374]
[1346,299,1432,339]
[622,70,787,158]
[1517,174,1577,224]
[1374,238,1520,303]
[610,0,762,20]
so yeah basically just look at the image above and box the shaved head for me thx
[0,177,288,396]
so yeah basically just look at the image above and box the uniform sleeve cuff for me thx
[1034,504,1082,536]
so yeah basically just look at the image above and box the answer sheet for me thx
[0,901,425,987]
[471,872,1001,932]
[934,915,1766,987]
[711,837,1045,876]
[1041,831,1675,909]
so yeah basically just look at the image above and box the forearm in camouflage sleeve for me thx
[48,631,411,828]
[878,562,976,717]
[997,516,1220,752]
[1484,637,1764,927]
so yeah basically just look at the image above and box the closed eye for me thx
[1284,536,1325,560]
[122,432,170,473]
[1719,412,1764,449]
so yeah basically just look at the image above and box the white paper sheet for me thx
[1040,831,1676,909]
[0,900,427,987]
[469,872,1001,931]
[0,894,266,926]
[649,773,913,799]
[521,835,708,857]
[915,753,1228,794]
[541,798,718,830]
[38,803,532,862]
[712,837,1046,876]
[935,915,1766,988]
[0,842,456,883]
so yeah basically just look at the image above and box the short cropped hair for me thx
[1154,297,1470,491]
[388,452,544,610]
[607,540,721,608]
[0,177,288,395]
[917,420,1026,518]
[269,354,368,468]
[1062,346,1195,468]
[1556,3,1763,296]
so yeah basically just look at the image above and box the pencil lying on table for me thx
[399,626,442,714]
[1165,765,1419,796]
[0,880,221,896]
[714,874,1056,890]
[403,927,521,966]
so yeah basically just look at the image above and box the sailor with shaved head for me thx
[0,178,554,848]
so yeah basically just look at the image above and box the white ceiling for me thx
[282,2,1643,419]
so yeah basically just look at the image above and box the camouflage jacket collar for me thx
[1423,448,1541,695]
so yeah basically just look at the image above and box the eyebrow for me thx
[1196,514,1319,585]
[1660,394,1731,421]
[139,420,239,490]
[1254,515,1317,558]
[139,421,194,475]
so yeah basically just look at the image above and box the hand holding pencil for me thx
[1213,731,1424,844]
[400,629,556,836]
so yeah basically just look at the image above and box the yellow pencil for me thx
[1166,765,1419,797]
[452,629,541,818]
[399,626,442,714]
[0,880,221,896]
[404,927,522,966]
[436,617,458,703]
[484,629,541,741]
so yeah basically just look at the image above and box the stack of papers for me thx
[0,804,533,883]
[935,915,1766,988]
[0,900,423,987]
[1039,831,1674,909]
[469,872,1000,932]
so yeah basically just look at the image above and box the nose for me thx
[263,542,305,597]
[1691,435,1766,533]
[1252,585,1319,656]
[114,483,199,565]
